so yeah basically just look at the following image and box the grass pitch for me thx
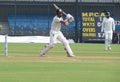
[0,43,120,82]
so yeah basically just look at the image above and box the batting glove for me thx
[66,14,74,22]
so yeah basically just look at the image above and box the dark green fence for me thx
[0,1,120,43]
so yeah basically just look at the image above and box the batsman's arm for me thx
[60,19,69,26]
[101,17,105,33]
[112,19,115,33]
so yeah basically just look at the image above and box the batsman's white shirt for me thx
[50,15,63,34]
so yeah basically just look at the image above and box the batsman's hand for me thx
[66,14,74,22]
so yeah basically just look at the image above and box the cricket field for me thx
[0,43,120,82]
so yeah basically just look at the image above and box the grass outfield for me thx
[0,43,120,82]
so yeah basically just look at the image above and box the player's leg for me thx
[40,33,57,56]
[40,43,55,56]
[105,32,109,50]
[57,32,74,57]
[108,32,113,50]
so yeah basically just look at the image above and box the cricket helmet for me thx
[105,12,110,15]
[56,9,63,14]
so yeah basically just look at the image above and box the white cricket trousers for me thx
[104,31,113,49]
[41,31,73,56]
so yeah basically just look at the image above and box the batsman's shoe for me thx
[64,48,75,57]
[108,46,111,50]
[66,52,75,57]
[105,46,111,51]
[67,54,75,57]
[105,48,108,51]
[105,46,108,51]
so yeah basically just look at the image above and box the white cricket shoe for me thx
[108,46,111,50]
[105,47,108,51]
[67,52,75,57]
[67,54,75,57]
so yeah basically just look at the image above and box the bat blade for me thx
[53,4,59,9]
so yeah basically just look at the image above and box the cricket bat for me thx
[53,3,67,15]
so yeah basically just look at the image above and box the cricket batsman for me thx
[101,12,115,50]
[40,9,75,57]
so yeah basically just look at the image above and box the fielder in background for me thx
[101,12,115,50]
[40,9,74,57]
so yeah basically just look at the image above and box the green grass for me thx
[0,43,120,82]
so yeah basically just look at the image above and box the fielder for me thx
[40,9,74,57]
[101,12,115,50]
